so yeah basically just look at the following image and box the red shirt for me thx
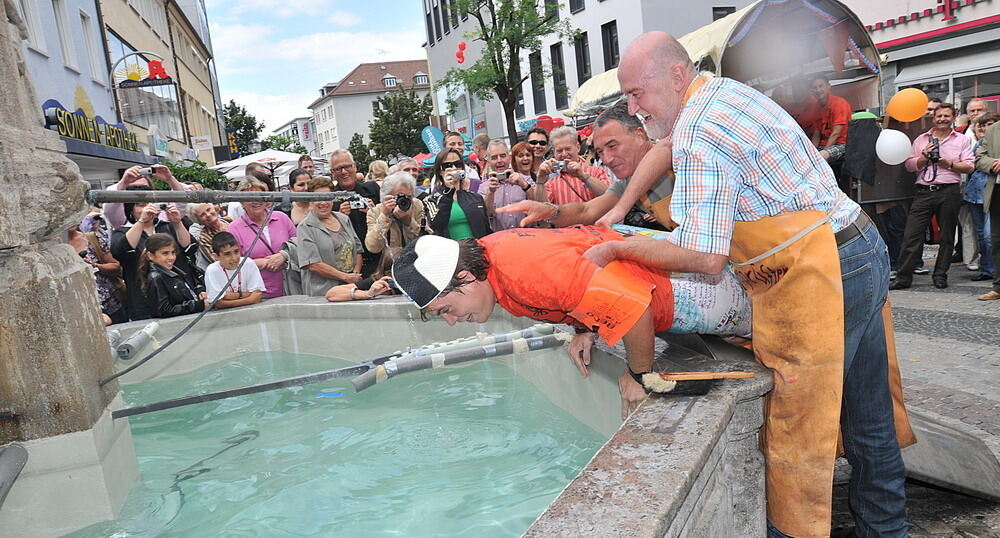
[815,94,851,146]
[480,226,675,344]
[544,162,612,204]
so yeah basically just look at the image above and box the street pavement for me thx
[832,250,1000,536]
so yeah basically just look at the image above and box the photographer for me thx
[365,171,430,276]
[426,147,491,240]
[891,103,975,290]
[329,149,381,277]
[102,164,193,229]
[535,126,611,205]
[478,139,535,231]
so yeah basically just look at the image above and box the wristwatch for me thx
[629,368,650,387]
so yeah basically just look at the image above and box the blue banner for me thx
[421,125,444,155]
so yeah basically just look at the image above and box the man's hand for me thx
[119,166,149,188]
[342,272,362,284]
[339,201,352,215]
[565,159,586,180]
[496,200,555,226]
[618,370,648,419]
[567,332,596,377]
[150,164,176,184]
[538,159,554,180]
[369,276,392,296]
[582,241,620,267]
[487,173,500,193]
[594,204,629,229]
[381,196,397,216]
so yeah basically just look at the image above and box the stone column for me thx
[0,3,136,535]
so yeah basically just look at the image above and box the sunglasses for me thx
[441,160,464,169]
[330,164,355,173]
[527,140,547,146]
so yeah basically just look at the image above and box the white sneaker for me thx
[968,264,980,271]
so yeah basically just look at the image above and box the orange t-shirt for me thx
[815,94,851,146]
[480,226,675,344]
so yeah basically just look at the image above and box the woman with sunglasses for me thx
[424,148,492,240]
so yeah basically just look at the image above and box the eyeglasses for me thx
[527,140,547,146]
[441,161,463,169]
[330,164,355,173]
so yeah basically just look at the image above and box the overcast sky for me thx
[206,0,428,132]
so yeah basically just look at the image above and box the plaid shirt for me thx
[668,76,859,256]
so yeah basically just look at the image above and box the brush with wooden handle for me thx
[641,371,756,393]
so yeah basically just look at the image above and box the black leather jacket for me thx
[429,189,492,239]
[146,263,205,318]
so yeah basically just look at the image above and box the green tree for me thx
[260,134,306,154]
[438,0,574,142]
[347,133,373,172]
[150,160,227,190]
[367,88,434,160]
[223,99,265,155]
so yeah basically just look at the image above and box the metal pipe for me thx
[86,189,362,204]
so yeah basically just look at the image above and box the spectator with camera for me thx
[329,149,381,277]
[443,130,482,191]
[891,103,975,290]
[67,212,126,324]
[295,176,364,297]
[536,126,611,205]
[102,165,193,229]
[111,186,198,321]
[365,171,430,277]
[227,176,297,298]
[425,148,491,239]
[478,139,535,231]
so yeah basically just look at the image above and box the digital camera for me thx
[495,171,509,182]
[551,161,567,173]
[138,167,154,176]
[395,193,412,211]
[927,137,941,163]
[157,203,169,211]
[349,199,368,210]
[452,171,466,181]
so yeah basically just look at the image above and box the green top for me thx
[448,198,475,240]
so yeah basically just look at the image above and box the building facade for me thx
[848,0,999,116]
[422,0,755,140]
[271,116,317,157]
[15,0,156,186]
[308,60,431,159]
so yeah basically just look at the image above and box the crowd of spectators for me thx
[66,91,1000,326]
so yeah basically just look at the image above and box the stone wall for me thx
[0,1,118,443]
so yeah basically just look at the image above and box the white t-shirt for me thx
[205,258,267,300]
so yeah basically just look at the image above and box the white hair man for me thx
[477,139,534,231]
[536,126,611,205]
[328,148,381,277]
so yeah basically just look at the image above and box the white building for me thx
[422,0,755,140]
[847,0,1000,114]
[307,60,431,158]
[271,116,317,157]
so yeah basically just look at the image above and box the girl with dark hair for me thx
[139,233,208,318]
[111,185,199,321]
[424,148,491,239]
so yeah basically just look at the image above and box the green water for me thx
[67,351,607,537]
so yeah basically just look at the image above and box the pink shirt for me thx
[904,129,974,185]
[228,211,297,298]
[477,172,534,231]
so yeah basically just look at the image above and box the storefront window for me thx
[899,79,949,103]
[953,70,1000,114]
[106,31,184,141]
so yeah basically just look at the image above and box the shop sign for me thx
[116,59,174,89]
[226,129,240,158]
[191,135,213,151]
[45,107,138,151]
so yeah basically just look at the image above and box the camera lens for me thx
[396,194,412,211]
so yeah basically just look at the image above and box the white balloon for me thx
[875,129,912,166]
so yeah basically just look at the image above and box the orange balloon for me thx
[886,88,929,123]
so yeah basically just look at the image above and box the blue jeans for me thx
[968,202,994,277]
[769,220,907,537]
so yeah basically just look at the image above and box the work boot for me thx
[979,290,1000,301]
[933,277,948,289]
[889,279,911,290]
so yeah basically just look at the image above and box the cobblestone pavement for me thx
[831,252,1000,535]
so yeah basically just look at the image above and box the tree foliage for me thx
[347,133,373,173]
[223,99,265,155]
[367,88,434,161]
[260,135,306,154]
[438,0,574,142]
[152,160,227,190]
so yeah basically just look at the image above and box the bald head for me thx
[619,32,697,139]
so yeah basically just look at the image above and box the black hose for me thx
[99,202,281,387]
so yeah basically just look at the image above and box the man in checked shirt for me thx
[587,32,915,537]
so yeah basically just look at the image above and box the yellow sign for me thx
[48,108,139,152]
